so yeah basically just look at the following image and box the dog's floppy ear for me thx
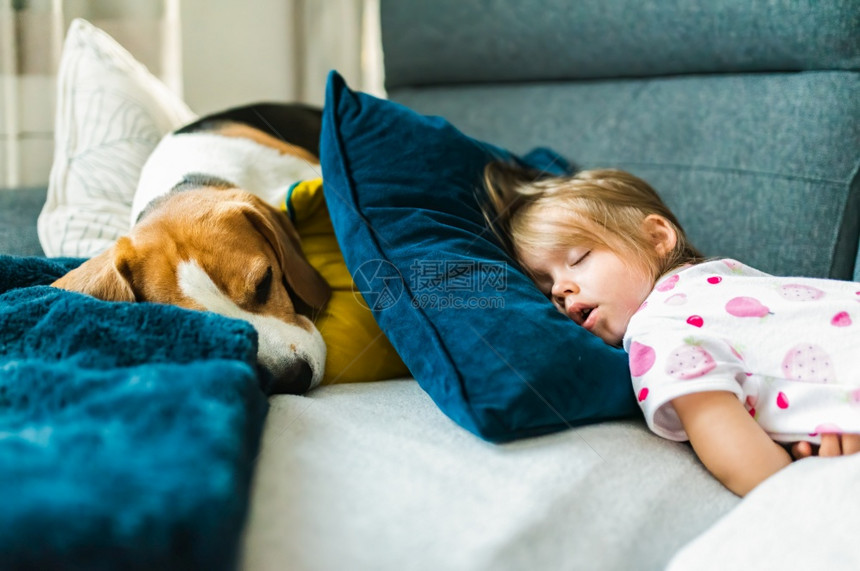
[244,198,331,311]
[51,237,137,302]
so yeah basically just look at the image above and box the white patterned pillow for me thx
[38,19,195,257]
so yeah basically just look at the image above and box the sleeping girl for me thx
[484,163,860,496]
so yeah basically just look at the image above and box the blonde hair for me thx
[483,162,703,283]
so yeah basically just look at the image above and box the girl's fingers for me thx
[790,435,860,458]
[819,434,842,457]
[841,434,860,455]
[790,441,814,459]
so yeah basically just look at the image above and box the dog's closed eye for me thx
[254,266,273,305]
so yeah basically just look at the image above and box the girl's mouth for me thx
[581,307,597,331]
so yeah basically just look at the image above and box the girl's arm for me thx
[672,391,792,497]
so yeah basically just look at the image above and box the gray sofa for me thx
[0,186,46,257]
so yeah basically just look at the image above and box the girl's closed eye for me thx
[570,250,591,267]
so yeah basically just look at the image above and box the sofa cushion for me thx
[320,71,639,442]
[39,18,195,258]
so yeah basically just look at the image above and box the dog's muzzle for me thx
[271,359,315,394]
[176,260,326,394]
[253,313,326,395]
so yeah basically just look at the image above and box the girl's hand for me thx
[791,434,860,459]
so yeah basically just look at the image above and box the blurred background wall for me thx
[0,0,384,187]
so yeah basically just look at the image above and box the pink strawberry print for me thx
[724,340,745,361]
[722,259,744,273]
[686,315,704,328]
[831,311,852,327]
[779,283,825,301]
[725,296,771,318]
[665,338,717,379]
[638,388,649,402]
[851,388,860,405]
[814,423,842,434]
[707,276,722,285]
[744,393,758,418]
[781,343,836,383]
[656,274,680,292]
[664,293,687,306]
[629,342,656,376]
[776,392,790,409]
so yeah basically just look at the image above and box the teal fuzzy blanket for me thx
[0,256,269,570]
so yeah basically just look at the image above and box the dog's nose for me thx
[270,360,314,394]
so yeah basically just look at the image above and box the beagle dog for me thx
[53,103,331,394]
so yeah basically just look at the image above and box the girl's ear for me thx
[642,214,677,257]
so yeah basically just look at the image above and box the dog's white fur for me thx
[132,132,321,224]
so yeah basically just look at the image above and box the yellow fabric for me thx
[284,178,409,384]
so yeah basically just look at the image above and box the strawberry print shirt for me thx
[623,259,860,444]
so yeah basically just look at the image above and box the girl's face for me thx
[519,245,654,346]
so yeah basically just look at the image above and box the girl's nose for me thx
[551,280,578,306]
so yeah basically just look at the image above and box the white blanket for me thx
[241,380,860,570]
[241,380,740,570]
[669,453,860,570]
[242,380,860,570]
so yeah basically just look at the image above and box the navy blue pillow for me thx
[320,71,638,442]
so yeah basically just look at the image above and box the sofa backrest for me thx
[0,187,47,257]
[381,0,860,281]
